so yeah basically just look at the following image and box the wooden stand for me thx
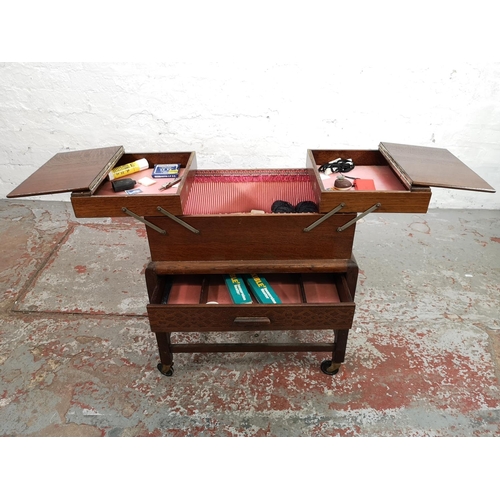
[145,256,359,376]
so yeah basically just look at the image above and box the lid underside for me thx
[7,146,124,198]
[379,142,495,193]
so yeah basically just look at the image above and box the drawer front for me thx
[145,213,357,261]
[147,303,355,332]
[146,273,355,332]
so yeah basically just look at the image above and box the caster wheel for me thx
[321,360,340,376]
[157,363,174,377]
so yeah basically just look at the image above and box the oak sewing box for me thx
[8,143,495,377]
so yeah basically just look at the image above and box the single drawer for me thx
[147,273,355,332]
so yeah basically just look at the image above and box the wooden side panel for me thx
[150,259,351,275]
[320,189,432,214]
[310,149,388,166]
[71,193,184,218]
[145,213,357,261]
[118,152,194,167]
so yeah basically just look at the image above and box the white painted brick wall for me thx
[1,62,498,208]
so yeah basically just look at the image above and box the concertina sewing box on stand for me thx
[8,142,495,377]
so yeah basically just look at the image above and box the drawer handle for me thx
[234,317,271,324]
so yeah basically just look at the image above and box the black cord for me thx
[318,158,355,175]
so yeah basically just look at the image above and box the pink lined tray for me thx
[319,164,406,191]
[165,274,342,305]
[94,168,185,196]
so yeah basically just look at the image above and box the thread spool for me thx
[271,200,295,213]
[295,201,318,213]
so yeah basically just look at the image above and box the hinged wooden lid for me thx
[379,142,495,193]
[7,146,124,198]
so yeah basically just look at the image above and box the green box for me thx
[244,274,282,304]
[224,274,253,304]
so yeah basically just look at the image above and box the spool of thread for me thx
[295,201,318,213]
[271,200,295,213]
[271,200,319,213]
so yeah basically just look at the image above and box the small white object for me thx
[206,301,219,304]
[82,408,102,416]
[138,177,156,186]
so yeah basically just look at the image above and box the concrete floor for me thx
[0,199,499,437]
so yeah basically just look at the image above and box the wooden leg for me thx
[320,360,342,375]
[321,328,349,376]
[155,332,174,376]
[320,259,357,377]
[333,329,349,363]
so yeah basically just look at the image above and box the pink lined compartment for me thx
[205,276,235,304]
[94,168,184,196]
[165,274,342,305]
[183,169,317,215]
[265,274,303,303]
[319,164,406,191]
[301,274,341,304]
[167,276,202,304]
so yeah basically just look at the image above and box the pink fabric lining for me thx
[94,168,184,196]
[190,169,311,183]
[184,170,317,215]
[166,274,342,305]
[319,164,406,191]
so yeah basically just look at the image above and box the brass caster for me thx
[157,362,174,377]
[320,360,341,376]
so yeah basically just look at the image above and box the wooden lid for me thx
[7,146,124,198]
[379,142,495,193]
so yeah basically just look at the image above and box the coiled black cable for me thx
[318,158,355,175]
